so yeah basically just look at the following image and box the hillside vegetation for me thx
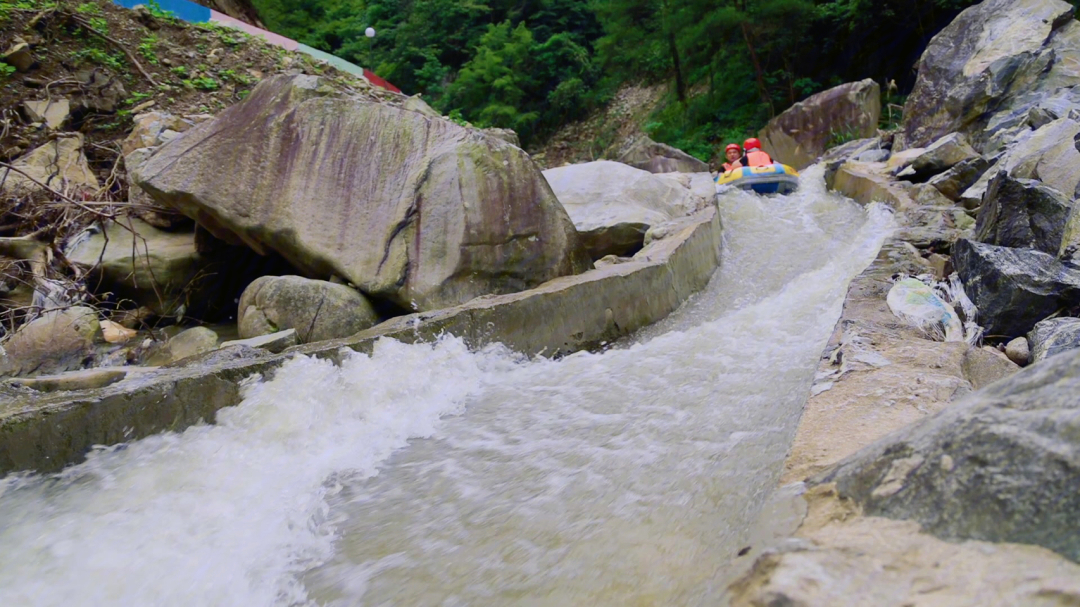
[251,0,1003,157]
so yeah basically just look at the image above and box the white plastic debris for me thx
[887,277,965,342]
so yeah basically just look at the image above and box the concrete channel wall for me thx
[0,206,722,475]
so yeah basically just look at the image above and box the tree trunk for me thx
[661,0,687,104]
[741,22,773,115]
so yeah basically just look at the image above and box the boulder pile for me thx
[735,0,1080,601]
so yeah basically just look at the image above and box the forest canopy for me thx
[250,0,992,155]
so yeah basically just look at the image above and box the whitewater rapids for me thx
[0,166,892,605]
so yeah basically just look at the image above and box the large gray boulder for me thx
[0,307,101,377]
[238,275,380,343]
[814,347,1080,562]
[542,161,706,259]
[1029,317,1080,362]
[900,0,1080,151]
[616,136,709,174]
[758,79,881,170]
[135,74,591,312]
[953,238,1080,337]
[65,217,205,316]
[975,172,1075,254]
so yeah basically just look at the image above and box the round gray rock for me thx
[1005,336,1031,366]
[0,306,101,377]
[238,275,380,343]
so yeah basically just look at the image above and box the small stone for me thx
[22,99,70,130]
[219,328,298,353]
[132,5,161,30]
[238,276,380,343]
[131,100,156,114]
[927,253,952,279]
[101,320,138,344]
[113,306,154,329]
[6,368,127,393]
[1005,337,1030,366]
[941,454,955,472]
[147,326,218,365]
[1,42,35,72]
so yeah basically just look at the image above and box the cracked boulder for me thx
[953,238,1080,337]
[237,275,380,343]
[814,346,1080,562]
[975,172,1075,254]
[136,74,591,311]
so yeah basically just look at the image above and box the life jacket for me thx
[722,162,738,172]
[744,149,773,167]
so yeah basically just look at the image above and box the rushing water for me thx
[0,167,892,606]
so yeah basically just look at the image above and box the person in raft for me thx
[730,137,774,168]
[721,143,743,172]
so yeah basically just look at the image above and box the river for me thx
[0,166,892,606]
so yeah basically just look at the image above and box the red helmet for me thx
[744,137,762,151]
[725,143,742,153]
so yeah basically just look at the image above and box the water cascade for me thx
[0,167,893,605]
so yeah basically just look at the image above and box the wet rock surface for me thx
[1029,316,1080,362]
[813,347,1080,562]
[237,275,380,343]
[953,238,1080,337]
[975,172,1075,254]
[908,132,980,179]
[0,307,101,377]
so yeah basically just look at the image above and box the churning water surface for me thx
[0,167,893,606]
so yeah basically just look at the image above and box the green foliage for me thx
[73,47,125,71]
[170,65,188,76]
[126,91,153,104]
[146,0,178,21]
[88,16,109,33]
[75,2,101,15]
[183,76,220,91]
[2,0,48,19]
[220,69,255,85]
[0,63,15,79]
[827,127,860,149]
[138,35,159,65]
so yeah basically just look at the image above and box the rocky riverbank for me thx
[728,0,1080,601]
